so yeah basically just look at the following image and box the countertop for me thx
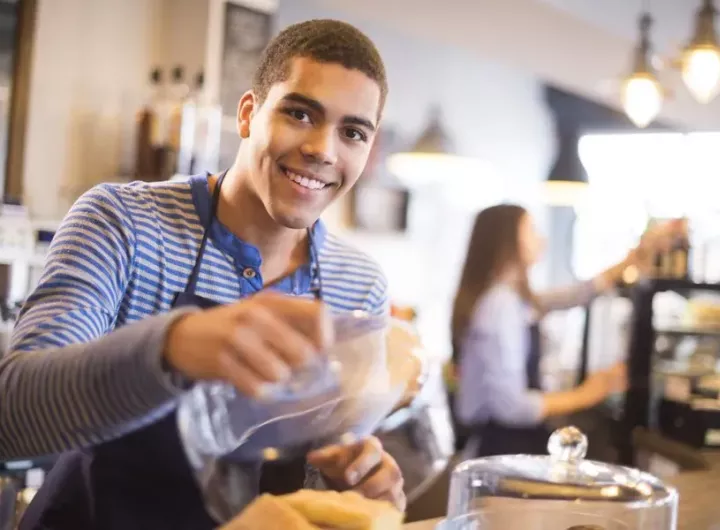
[664,465,720,529]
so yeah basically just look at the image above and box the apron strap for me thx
[185,170,227,295]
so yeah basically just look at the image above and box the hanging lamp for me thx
[545,124,589,207]
[386,106,489,189]
[681,0,720,104]
[621,11,664,128]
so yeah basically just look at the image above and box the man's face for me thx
[238,57,382,229]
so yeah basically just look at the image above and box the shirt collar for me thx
[189,172,326,293]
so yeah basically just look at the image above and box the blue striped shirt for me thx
[0,174,388,460]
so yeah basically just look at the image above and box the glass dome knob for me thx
[547,425,588,462]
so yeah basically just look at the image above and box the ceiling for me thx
[537,0,702,51]
[313,0,720,130]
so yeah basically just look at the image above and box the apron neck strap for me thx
[184,170,324,301]
[185,170,228,294]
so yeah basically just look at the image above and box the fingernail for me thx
[347,470,359,486]
[303,353,322,369]
[255,383,275,401]
[340,432,356,445]
[277,365,291,382]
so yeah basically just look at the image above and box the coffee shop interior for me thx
[3,0,720,528]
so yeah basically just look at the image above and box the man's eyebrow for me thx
[281,92,376,132]
[343,115,376,132]
[282,92,325,114]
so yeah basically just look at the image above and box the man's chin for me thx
[270,208,320,230]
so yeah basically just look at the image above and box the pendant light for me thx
[544,123,589,207]
[681,0,720,104]
[387,105,488,189]
[621,10,664,128]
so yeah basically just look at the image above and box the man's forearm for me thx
[0,308,196,460]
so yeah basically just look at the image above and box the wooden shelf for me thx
[656,327,720,338]
[632,426,713,471]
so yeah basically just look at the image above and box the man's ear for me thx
[237,91,256,139]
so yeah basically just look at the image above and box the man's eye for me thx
[287,109,310,122]
[344,128,367,142]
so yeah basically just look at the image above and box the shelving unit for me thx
[575,278,720,467]
[617,278,720,466]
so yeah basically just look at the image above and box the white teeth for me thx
[285,169,326,190]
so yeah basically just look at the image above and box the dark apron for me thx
[474,323,551,457]
[20,171,315,530]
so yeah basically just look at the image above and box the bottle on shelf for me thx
[175,72,203,177]
[671,223,691,281]
[189,71,222,175]
[169,65,190,101]
[666,218,690,281]
[134,68,166,181]
[165,66,191,179]
[638,218,691,282]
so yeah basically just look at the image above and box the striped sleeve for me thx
[366,269,389,318]
[0,184,191,460]
[319,234,390,318]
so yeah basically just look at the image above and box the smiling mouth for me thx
[280,165,332,191]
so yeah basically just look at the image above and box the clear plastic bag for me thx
[176,310,419,522]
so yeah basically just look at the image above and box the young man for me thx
[1,19,404,529]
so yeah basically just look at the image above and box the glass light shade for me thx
[386,152,491,189]
[544,181,588,207]
[682,45,720,104]
[621,73,663,128]
[387,105,491,190]
[544,124,588,208]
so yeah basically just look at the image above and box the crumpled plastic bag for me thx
[176,311,420,523]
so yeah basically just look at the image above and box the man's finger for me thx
[226,327,292,383]
[307,444,344,465]
[259,294,335,352]
[217,350,266,398]
[387,481,407,511]
[248,307,319,368]
[344,438,383,486]
[353,460,401,499]
[369,480,406,512]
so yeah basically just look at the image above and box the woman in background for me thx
[451,204,629,457]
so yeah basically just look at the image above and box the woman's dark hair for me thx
[450,204,535,362]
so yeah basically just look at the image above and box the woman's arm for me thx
[537,252,635,313]
[541,364,625,418]
[535,280,597,313]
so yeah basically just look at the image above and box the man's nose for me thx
[300,127,338,166]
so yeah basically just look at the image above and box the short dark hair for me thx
[252,19,387,113]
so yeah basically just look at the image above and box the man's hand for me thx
[307,436,406,511]
[163,291,334,398]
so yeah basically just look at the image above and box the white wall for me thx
[160,0,209,79]
[22,0,208,221]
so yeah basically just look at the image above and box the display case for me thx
[577,279,720,468]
